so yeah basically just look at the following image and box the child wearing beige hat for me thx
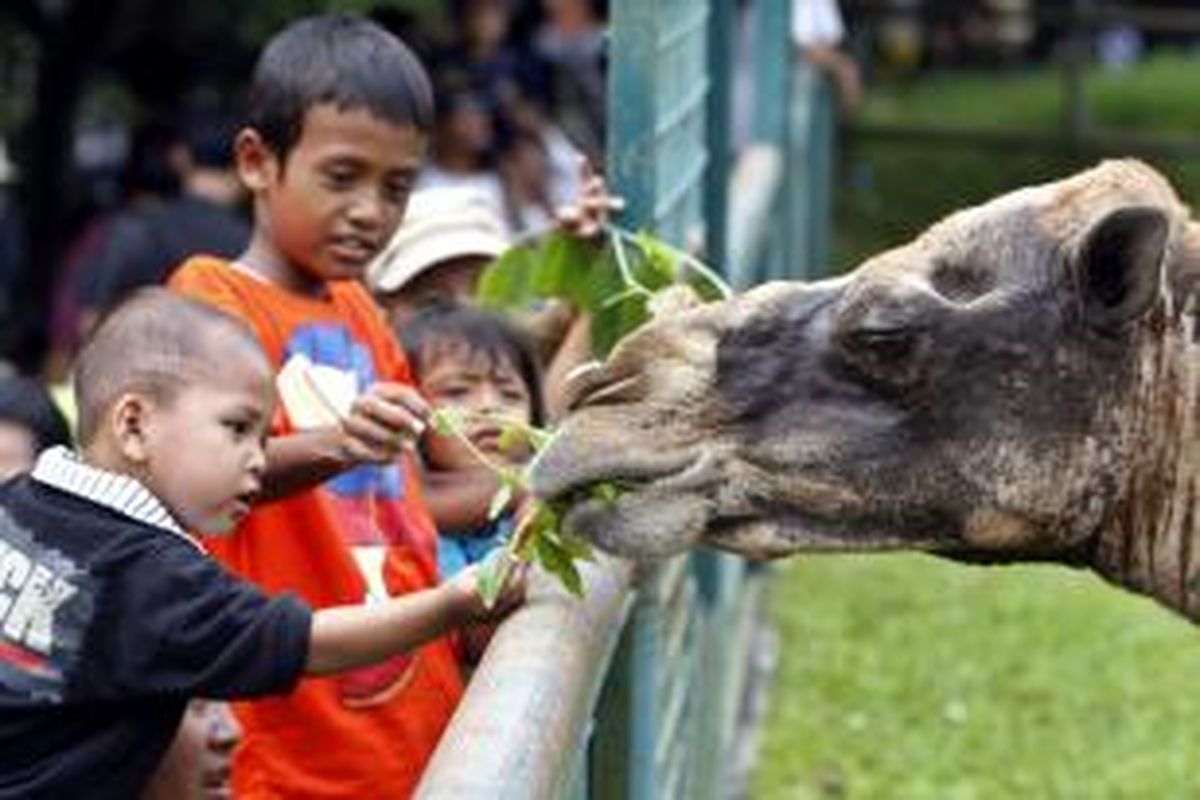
[367,185,512,332]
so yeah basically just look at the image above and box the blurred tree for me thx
[0,0,439,373]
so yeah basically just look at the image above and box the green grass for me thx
[833,51,1200,269]
[752,555,1200,799]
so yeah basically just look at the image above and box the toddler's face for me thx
[250,103,427,287]
[141,699,241,800]
[419,342,533,472]
[0,421,35,482]
[139,338,274,534]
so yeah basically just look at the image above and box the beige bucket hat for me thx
[367,185,510,294]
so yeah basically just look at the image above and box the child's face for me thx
[419,341,533,472]
[377,256,490,331]
[141,699,241,800]
[136,337,274,534]
[242,103,427,288]
[0,421,35,482]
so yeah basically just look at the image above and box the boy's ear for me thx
[109,393,153,464]
[233,128,278,193]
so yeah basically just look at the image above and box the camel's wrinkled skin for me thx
[533,160,1200,619]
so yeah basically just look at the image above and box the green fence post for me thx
[751,0,793,282]
[704,0,732,276]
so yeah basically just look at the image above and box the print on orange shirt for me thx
[281,321,426,708]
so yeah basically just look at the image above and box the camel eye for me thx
[834,323,927,394]
[843,327,918,362]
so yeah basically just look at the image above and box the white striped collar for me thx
[30,446,196,546]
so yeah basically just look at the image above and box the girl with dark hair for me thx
[402,300,544,578]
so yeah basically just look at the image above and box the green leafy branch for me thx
[454,225,732,604]
[431,407,601,607]
[477,223,732,357]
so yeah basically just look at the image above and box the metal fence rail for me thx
[417,2,835,797]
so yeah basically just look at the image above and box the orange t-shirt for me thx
[170,256,463,799]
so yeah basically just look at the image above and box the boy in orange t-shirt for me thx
[169,14,485,798]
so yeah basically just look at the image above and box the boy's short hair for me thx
[401,300,545,426]
[73,288,267,445]
[247,13,434,162]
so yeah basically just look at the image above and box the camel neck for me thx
[1090,309,1199,619]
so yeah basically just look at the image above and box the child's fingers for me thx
[340,414,404,463]
[356,391,428,440]
[369,383,431,426]
[577,156,595,184]
[555,203,583,227]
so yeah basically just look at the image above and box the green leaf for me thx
[534,533,584,597]
[591,293,650,356]
[634,230,679,287]
[515,505,557,561]
[487,483,514,522]
[477,243,539,309]
[559,531,596,563]
[534,233,597,305]
[524,426,556,450]
[431,407,464,437]
[590,482,623,503]
[476,550,508,609]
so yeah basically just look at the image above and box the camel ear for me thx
[1076,206,1168,331]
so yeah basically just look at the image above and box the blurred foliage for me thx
[834,52,1200,271]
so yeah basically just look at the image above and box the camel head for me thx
[534,160,1198,608]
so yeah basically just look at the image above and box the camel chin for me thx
[560,489,709,560]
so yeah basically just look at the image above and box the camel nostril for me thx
[562,361,607,412]
[562,360,649,412]
[577,375,648,409]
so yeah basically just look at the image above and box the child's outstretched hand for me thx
[554,159,625,239]
[338,382,430,465]
[448,555,528,624]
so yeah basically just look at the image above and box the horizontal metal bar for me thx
[416,555,636,800]
[849,121,1200,159]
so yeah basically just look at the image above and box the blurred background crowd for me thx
[0,0,609,381]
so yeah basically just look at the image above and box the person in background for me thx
[437,0,534,120]
[792,0,863,113]
[401,301,544,666]
[141,700,242,800]
[0,374,72,481]
[365,183,595,420]
[368,186,510,333]
[401,301,544,579]
[530,0,608,162]
[75,113,250,328]
[417,78,508,224]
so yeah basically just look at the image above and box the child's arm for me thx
[543,313,593,421]
[262,382,430,500]
[305,562,525,675]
